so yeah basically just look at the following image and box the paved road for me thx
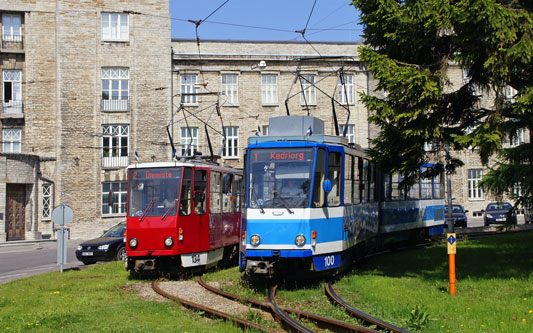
[0,240,84,284]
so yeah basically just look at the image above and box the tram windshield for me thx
[128,167,182,217]
[249,148,314,209]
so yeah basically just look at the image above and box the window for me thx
[210,171,221,213]
[468,169,483,200]
[180,127,198,156]
[42,183,53,219]
[261,125,269,136]
[102,181,127,215]
[194,170,207,215]
[344,154,353,205]
[2,14,22,43]
[221,74,238,106]
[2,128,21,152]
[181,74,197,105]
[300,74,317,105]
[261,74,278,105]
[222,126,239,158]
[101,68,129,111]
[3,70,22,114]
[327,151,342,207]
[337,74,354,104]
[510,128,524,147]
[101,13,128,41]
[102,125,129,168]
[504,86,518,100]
[339,124,355,144]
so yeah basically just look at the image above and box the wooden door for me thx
[6,184,26,241]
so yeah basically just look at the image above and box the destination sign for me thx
[130,168,181,180]
[253,148,314,162]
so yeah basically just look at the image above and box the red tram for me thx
[125,161,243,274]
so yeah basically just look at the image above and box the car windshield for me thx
[102,224,125,237]
[128,167,182,217]
[487,203,512,211]
[249,148,314,209]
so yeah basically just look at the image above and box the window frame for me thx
[102,181,127,215]
[261,74,278,105]
[339,124,355,144]
[467,169,484,200]
[101,67,129,111]
[102,124,129,168]
[101,12,129,42]
[180,74,198,105]
[180,127,198,157]
[221,73,239,106]
[2,128,21,153]
[42,183,53,220]
[300,74,317,105]
[222,126,239,159]
[2,14,22,42]
[337,74,354,105]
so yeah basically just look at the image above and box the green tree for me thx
[352,0,532,208]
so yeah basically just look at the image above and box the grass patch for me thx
[2,232,532,332]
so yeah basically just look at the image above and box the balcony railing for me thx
[102,156,129,169]
[101,98,130,112]
[1,34,23,49]
[2,100,23,114]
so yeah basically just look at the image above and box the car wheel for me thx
[116,247,127,262]
[82,261,96,265]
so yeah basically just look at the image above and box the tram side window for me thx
[327,151,342,207]
[368,163,376,202]
[434,173,444,199]
[420,173,432,199]
[179,167,192,215]
[210,172,222,213]
[344,154,353,205]
[194,169,207,215]
[353,157,361,203]
[361,160,369,203]
[223,173,233,213]
[232,175,243,212]
[312,148,326,208]
[391,174,404,200]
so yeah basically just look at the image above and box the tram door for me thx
[6,184,25,241]
[193,168,208,250]
[178,167,201,253]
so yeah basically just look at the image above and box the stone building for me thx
[0,1,528,243]
[0,0,171,241]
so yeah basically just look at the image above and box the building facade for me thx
[0,1,528,242]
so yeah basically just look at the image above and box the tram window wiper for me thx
[161,200,177,221]
[251,187,265,214]
[140,199,155,222]
[274,191,294,214]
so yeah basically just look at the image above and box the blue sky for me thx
[169,0,363,42]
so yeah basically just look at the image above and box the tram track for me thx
[152,277,409,332]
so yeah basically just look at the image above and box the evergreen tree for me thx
[352,0,532,209]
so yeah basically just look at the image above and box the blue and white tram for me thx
[239,116,445,277]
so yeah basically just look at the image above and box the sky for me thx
[169,0,363,42]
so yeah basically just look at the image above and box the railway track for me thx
[152,277,409,332]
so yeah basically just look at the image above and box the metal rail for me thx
[198,277,377,332]
[325,283,410,333]
[151,279,276,333]
[268,285,315,333]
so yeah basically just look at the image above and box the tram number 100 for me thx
[324,255,335,267]
[313,254,340,271]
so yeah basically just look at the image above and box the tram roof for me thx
[127,161,241,172]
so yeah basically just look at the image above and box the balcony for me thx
[101,97,130,112]
[102,156,129,169]
[1,34,23,50]
[2,100,23,117]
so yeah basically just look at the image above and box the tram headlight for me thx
[250,234,261,246]
[164,237,174,247]
[129,238,138,248]
[295,234,306,246]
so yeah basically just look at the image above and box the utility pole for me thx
[445,145,456,295]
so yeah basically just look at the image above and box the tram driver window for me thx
[312,149,326,208]
[327,151,342,207]
[194,170,207,215]
[179,167,192,215]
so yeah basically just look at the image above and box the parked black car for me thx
[445,204,468,228]
[483,202,517,226]
[76,222,126,265]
